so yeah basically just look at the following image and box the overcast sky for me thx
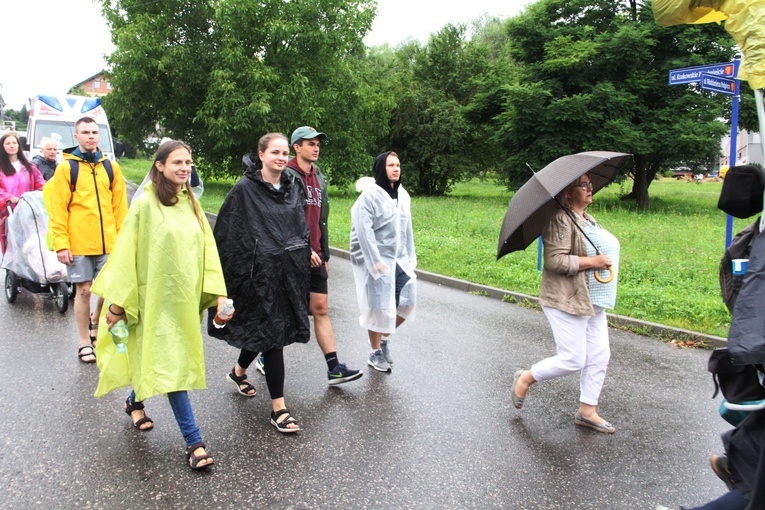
[1,0,532,111]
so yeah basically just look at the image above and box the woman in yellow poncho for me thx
[91,140,230,470]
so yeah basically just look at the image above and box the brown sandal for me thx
[186,441,214,470]
[124,396,154,431]
[78,344,96,364]
[270,409,300,433]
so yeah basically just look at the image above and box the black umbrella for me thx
[496,151,631,269]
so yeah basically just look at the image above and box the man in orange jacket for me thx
[47,117,128,363]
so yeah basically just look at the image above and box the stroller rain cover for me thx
[1,191,67,283]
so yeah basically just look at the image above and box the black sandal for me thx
[124,396,154,431]
[186,441,214,470]
[226,369,256,397]
[78,344,96,363]
[271,408,300,433]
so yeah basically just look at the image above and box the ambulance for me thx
[23,94,117,160]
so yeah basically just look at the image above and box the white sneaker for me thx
[367,350,391,373]
[255,354,265,375]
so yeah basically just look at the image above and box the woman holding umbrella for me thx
[510,172,620,433]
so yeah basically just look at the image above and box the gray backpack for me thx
[719,218,760,314]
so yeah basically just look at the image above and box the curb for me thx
[329,247,728,349]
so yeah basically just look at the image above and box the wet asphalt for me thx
[0,250,733,510]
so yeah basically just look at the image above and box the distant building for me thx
[721,129,763,167]
[71,71,112,97]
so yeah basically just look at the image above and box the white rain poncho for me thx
[350,153,417,334]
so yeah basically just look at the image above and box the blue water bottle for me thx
[111,319,129,354]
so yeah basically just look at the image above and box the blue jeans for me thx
[129,390,202,446]
[686,489,749,510]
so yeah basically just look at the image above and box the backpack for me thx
[717,165,765,219]
[67,158,114,192]
[708,348,765,425]
[709,349,765,403]
[719,218,760,314]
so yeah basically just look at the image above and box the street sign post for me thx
[701,74,737,95]
[668,62,735,85]
[668,57,741,248]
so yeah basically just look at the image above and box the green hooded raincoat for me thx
[91,183,227,401]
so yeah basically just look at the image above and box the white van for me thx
[23,94,117,160]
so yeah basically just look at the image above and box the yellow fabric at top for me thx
[653,1,728,24]
[91,183,227,401]
[653,0,765,89]
[689,8,729,23]
[723,0,765,89]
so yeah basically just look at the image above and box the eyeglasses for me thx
[575,182,593,191]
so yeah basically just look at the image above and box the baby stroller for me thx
[1,190,70,313]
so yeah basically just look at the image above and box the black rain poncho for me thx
[208,153,311,352]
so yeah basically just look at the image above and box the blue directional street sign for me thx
[700,73,736,95]
[667,56,742,249]
[668,62,735,85]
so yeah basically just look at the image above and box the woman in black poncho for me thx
[209,132,311,434]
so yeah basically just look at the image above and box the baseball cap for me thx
[290,126,326,146]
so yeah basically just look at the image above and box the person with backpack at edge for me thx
[46,116,128,364]
[657,165,765,510]
[247,126,362,387]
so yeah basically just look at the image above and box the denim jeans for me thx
[685,489,749,510]
[129,390,202,446]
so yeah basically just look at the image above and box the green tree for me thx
[465,16,520,181]
[2,106,29,127]
[495,0,736,209]
[67,86,88,96]
[100,0,384,187]
[377,25,495,195]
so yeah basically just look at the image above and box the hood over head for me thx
[373,151,400,200]
[242,152,263,176]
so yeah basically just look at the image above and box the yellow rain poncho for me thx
[653,0,765,89]
[91,183,227,401]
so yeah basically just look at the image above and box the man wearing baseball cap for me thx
[255,126,362,385]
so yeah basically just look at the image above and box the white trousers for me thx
[531,305,611,406]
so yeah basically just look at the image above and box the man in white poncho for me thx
[350,151,417,373]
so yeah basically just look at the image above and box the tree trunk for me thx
[621,155,650,210]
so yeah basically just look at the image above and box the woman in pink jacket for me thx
[0,131,45,253]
